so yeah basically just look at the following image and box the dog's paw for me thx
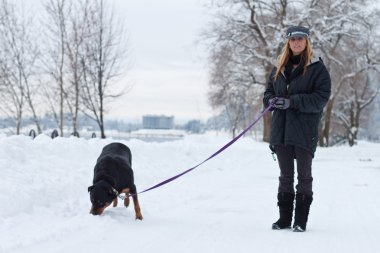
[135,213,143,220]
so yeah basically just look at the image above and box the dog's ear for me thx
[88,185,94,192]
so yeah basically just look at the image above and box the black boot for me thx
[272,192,295,230]
[293,193,313,232]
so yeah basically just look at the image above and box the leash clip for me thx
[111,187,128,200]
[271,152,277,161]
[117,194,126,200]
[111,187,124,200]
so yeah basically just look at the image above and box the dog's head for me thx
[88,181,117,215]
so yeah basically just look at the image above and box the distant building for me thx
[142,115,174,129]
[184,120,202,133]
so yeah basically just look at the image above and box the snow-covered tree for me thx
[204,0,380,145]
[303,0,380,146]
[204,0,294,140]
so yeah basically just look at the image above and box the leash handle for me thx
[135,103,274,196]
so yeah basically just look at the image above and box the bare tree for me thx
[64,0,90,135]
[42,0,70,136]
[208,43,262,137]
[0,0,41,134]
[80,0,128,138]
[332,30,380,146]
[335,75,379,146]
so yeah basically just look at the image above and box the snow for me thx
[0,133,379,253]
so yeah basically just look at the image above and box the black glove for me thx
[270,97,290,110]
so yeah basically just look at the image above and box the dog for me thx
[88,142,143,220]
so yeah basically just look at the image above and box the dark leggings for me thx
[275,145,313,195]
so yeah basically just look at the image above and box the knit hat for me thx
[285,26,310,39]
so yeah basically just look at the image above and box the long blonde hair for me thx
[274,38,314,80]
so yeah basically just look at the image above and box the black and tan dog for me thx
[88,142,143,219]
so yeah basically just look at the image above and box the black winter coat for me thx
[263,57,331,157]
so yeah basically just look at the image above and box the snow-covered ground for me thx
[0,133,379,253]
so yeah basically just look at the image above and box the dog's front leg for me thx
[132,194,143,220]
[113,197,118,207]
[121,188,130,208]
[124,194,130,207]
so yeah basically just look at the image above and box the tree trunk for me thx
[320,99,333,147]
[16,115,21,135]
[30,105,42,134]
[100,121,106,138]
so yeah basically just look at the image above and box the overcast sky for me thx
[108,0,212,122]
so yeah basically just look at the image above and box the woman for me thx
[263,26,331,232]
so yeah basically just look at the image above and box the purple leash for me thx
[137,103,274,195]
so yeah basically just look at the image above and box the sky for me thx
[1,133,380,252]
[108,0,213,122]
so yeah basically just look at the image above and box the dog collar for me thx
[111,187,127,200]
[111,187,119,196]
